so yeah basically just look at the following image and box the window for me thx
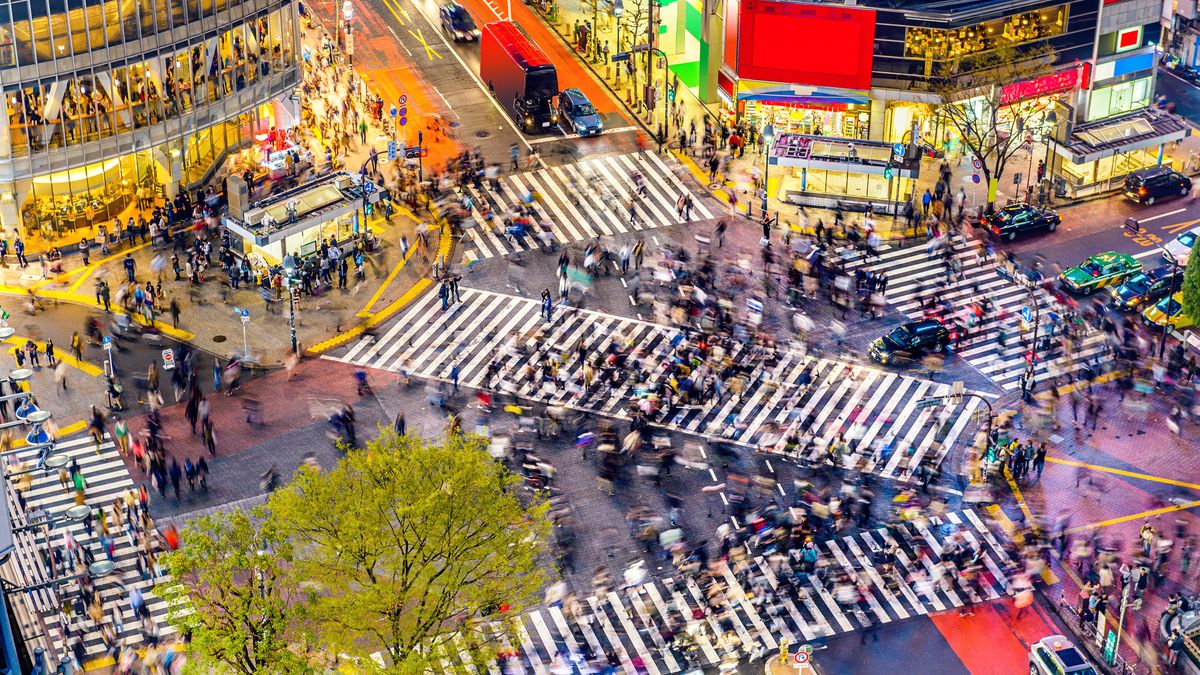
[904,5,1068,60]
[1087,77,1151,121]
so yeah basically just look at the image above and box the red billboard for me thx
[734,1,875,91]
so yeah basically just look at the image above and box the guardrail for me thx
[1056,596,1139,675]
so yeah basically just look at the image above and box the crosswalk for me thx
[335,287,983,481]
[456,152,714,261]
[447,508,1014,673]
[845,241,1108,391]
[1,433,175,661]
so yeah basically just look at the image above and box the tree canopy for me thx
[931,45,1057,211]
[1183,246,1200,324]
[160,507,313,675]
[268,431,551,672]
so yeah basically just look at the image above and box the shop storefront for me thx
[771,133,919,215]
[1049,106,1190,197]
[16,101,291,241]
[718,80,873,139]
[222,172,381,276]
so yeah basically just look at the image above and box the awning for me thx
[1056,107,1191,164]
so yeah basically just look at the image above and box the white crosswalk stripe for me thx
[1,434,177,661]
[335,288,982,481]
[442,509,1013,673]
[457,152,713,261]
[845,241,1108,391]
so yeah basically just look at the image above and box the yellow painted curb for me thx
[1,287,197,343]
[985,504,1059,585]
[356,234,426,318]
[2,336,102,377]
[12,420,86,448]
[306,224,452,355]
[1055,370,1121,396]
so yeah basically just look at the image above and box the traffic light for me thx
[883,167,894,180]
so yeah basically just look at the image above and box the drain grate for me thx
[212,335,227,343]
[474,130,491,139]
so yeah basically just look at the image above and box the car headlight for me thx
[551,114,559,123]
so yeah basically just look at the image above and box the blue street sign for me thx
[611,52,631,62]
[399,116,408,126]
[399,107,408,117]
[364,180,376,194]
[388,140,397,161]
[892,143,905,156]
[102,335,110,346]
[240,308,249,318]
[1021,305,1033,322]
[389,105,397,118]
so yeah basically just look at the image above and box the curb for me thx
[305,221,455,355]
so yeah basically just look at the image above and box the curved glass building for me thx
[0,0,301,241]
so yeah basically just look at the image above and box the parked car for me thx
[1110,265,1184,312]
[1059,251,1143,295]
[557,88,603,137]
[439,2,480,41]
[1163,224,1200,267]
[868,319,951,365]
[1123,166,1192,205]
[1143,292,1195,330]
[1029,636,1098,675]
[981,203,1061,240]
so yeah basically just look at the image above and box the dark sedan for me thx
[982,203,1060,241]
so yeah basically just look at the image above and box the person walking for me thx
[123,254,136,282]
[1033,442,1047,480]
[541,288,553,321]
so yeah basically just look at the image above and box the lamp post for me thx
[282,255,300,357]
[614,4,623,80]
[1157,252,1181,359]
[761,123,775,215]
[1023,283,1041,386]
[1042,109,1058,205]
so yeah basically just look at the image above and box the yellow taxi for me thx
[1142,292,1195,330]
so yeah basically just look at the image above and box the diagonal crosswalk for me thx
[845,241,1109,391]
[444,509,1014,673]
[1,434,176,661]
[456,152,714,261]
[335,287,983,481]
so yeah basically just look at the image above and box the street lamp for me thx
[761,122,775,215]
[282,254,300,357]
[614,3,623,70]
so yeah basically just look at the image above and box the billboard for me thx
[735,1,875,91]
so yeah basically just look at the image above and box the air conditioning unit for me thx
[243,208,266,227]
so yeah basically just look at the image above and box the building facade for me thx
[0,0,302,244]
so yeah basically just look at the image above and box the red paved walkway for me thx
[931,598,1061,675]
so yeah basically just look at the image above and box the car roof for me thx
[1131,166,1175,179]
[1146,266,1180,279]
[1035,636,1093,669]
[562,88,589,103]
[1174,225,1200,241]
[1088,251,1132,265]
[904,319,943,331]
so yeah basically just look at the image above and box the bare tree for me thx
[930,45,1057,213]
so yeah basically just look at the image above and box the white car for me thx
[1163,224,1200,267]
[1030,635,1098,675]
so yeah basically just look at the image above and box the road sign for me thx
[1021,305,1033,322]
[364,179,376,194]
[972,174,981,184]
[892,143,905,157]
[388,140,397,161]
[399,107,408,117]
[389,105,397,118]
[972,157,983,170]
[399,95,407,104]
[102,335,111,350]
[915,398,941,409]
[161,348,175,371]
[1103,630,1118,665]
[240,308,250,323]
[1013,172,1022,185]
[611,51,631,62]
[399,116,407,127]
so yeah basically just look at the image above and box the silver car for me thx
[1163,224,1200,267]
[1029,636,1098,675]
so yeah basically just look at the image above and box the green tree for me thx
[268,432,552,672]
[931,45,1057,213]
[160,507,313,675]
[1182,248,1200,323]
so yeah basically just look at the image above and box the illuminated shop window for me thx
[904,5,1068,61]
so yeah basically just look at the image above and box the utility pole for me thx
[645,0,656,119]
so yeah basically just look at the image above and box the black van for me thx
[1124,166,1192,205]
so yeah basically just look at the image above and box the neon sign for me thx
[1000,68,1079,105]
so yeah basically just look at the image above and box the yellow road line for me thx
[12,420,86,448]
[1046,457,1200,491]
[985,504,1059,585]
[1064,498,1200,536]
[2,336,102,377]
[307,224,452,354]
[1005,472,1037,531]
[1054,370,1121,396]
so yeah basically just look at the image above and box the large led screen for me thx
[737,1,876,91]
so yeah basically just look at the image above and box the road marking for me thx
[407,29,442,60]
[1133,249,1162,259]
[527,126,641,144]
[1140,208,1186,223]
[1162,218,1200,234]
[1046,457,1200,491]
[1063,498,1200,536]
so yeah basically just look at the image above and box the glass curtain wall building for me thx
[0,0,301,243]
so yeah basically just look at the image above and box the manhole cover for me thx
[449,120,461,128]
[475,130,491,139]
[212,335,227,343]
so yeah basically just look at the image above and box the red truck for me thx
[480,20,559,133]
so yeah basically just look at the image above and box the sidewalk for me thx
[995,381,1200,671]
[0,18,458,367]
